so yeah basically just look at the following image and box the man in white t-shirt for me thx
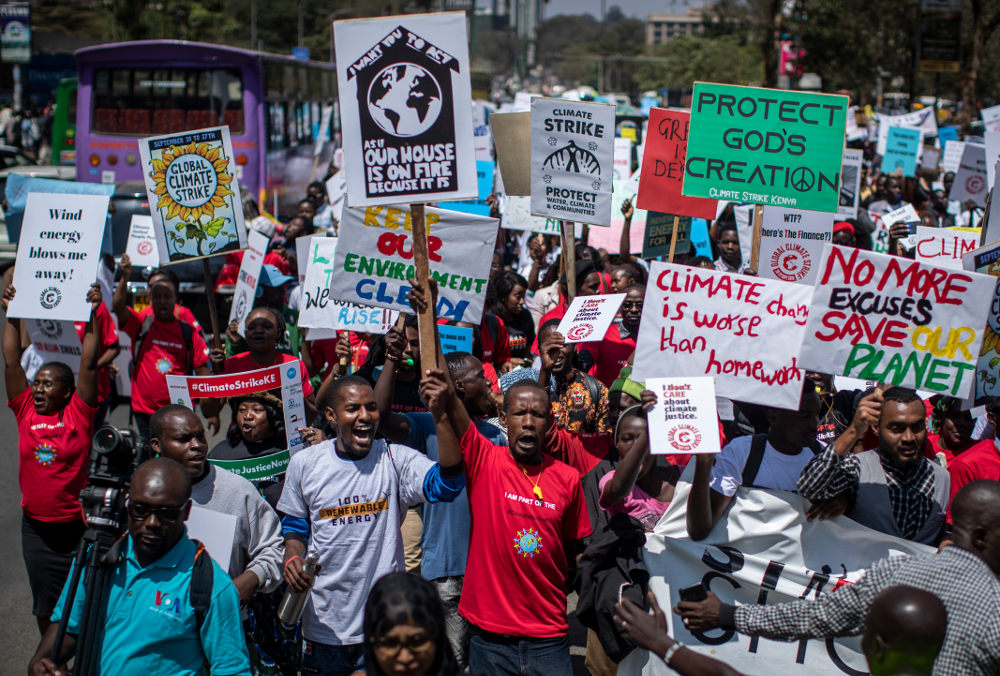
[686,383,825,540]
[279,375,465,675]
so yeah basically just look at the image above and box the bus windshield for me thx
[92,67,244,135]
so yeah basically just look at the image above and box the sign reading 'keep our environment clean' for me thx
[683,83,849,213]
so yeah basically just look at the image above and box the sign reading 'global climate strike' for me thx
[682,83,849,213]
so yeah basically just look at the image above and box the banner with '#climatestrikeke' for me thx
[330,205,498,324]
[334,12,477,207]
[530,97,615,226]
[633,261,811,410]
[682,83,849,213]
[799,244,996,398]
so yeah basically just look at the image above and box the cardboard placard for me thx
[921,147,941,172]
[914,226,980,270]
[167,363,306,453]
[646,377,721,455]
[8,192,109,322]
[298,236,399,333]
[138,126,247,263]
[333,12,477,207]
[490,111,531,196]
[950,142,989,207]
[227,229,269,335]
[636,108,718,219]
[633,262,811,410]
[438,324,473,353]
[555,293,626,343]
[330,205,498,323]
[961,240,1000,405]
[882,126,922,177]
[758,206,833,285]
[530,97,615,226]
[837,148,863,218]
[325,169,347,225]
[613,137,633,181]
[799,244,995,398]
[124,214,160,268]
[186,505,237,572]
[683,83,849,212]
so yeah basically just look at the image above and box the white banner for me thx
[499,196,583,237]
[981,104,1000,134]
[875,108,937,156]
[334,12,477,207]
[758,207,833,286]
[330,205,498,323]
[619,473,932,676]
[941,140,965,174]
[985,131,1000,189]
[530,97,615,226]
[8,192,109,322]
[125,214,160,268]
[799,244,995,398]
[613,137,633,181]
[228,229,269,335]
[837,149,862,219]
[633,262,810,410]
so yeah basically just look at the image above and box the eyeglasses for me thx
[127,498,186,524]
[621,302,643,309]
[372,633,434,656]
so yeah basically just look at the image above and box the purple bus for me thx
[74,40,337,218]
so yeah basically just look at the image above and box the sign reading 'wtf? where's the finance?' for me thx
[530,98,615,226]
[682,83,849,213]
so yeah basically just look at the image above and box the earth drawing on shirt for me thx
[34,443,56,466]
[155,357,174,374]
[514,527,543,558]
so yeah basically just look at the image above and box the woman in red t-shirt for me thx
[2,283,100,634]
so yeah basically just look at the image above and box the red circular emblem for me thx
[566,323,593,341]
[966,175,986,195]
[667,424,702,452]
[769,243,811,282]
[136,241,154,256]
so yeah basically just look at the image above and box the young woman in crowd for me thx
[487,270,534,370]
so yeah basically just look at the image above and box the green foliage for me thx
[634,35,764,91]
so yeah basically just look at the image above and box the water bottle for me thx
[277,553,318,626]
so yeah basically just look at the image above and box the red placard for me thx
[636,108,718,219]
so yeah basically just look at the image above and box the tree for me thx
[960,0,1000,129]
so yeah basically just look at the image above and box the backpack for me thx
[129,315,195,378]
[741,433,822,489]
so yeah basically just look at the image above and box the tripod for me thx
[50,488,127,676]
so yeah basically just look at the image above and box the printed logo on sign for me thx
[566,323,594,341]
[286,367,296,379]
[39,287,62,310]
[136,241,154,256]
[514,527,543,558]
[966,174,986,195]
[667,423,702,452]
[38,320,62,341]
[770,243,811,282]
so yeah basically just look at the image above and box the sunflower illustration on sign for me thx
[139,126,247,262]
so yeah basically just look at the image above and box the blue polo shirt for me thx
[404,413,506,580]
[51,530,250,675]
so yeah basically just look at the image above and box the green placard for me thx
[682,83,849,213]
[643,212,691,259]
[209,450,290,482]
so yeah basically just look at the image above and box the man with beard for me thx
[279,376,464,676]
[578,284,644,387]
[797,387,950,545]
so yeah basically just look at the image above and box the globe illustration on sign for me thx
[366,63,442,138]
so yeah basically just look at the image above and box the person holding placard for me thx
[114,254,212,445]
[686,383,831,541]
[487,270,535,370]
[712,221,746,274]
[537,321,609,435]
[578,285,644,388]
[3,282,101,635]
[71,295,120,429]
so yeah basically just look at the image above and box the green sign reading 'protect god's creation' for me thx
[682,83,849,213]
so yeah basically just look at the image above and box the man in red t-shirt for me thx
[421,371,591,676]
[578,284,643,387]
[114,255,211,444]
[947,399,1000,521]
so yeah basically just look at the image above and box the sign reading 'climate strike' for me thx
[682,83,849,213]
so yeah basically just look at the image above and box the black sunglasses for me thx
[128,498,186,524]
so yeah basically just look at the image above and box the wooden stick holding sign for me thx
[749,204,764,273]
[668,215,680,263]
[201,259,221,349]
[561,220,576,303]
[409,204,439,372]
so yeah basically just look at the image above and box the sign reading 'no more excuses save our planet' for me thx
[334,11,478,207]
[682,83,849,213]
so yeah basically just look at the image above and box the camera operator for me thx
[3,282,101,635]
[29,457,250,675]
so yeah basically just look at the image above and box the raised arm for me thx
[111,254,132,327]
[686,455,733,541]
[374,326,413,444]
[76,284,102,408]
[618,197,637,264]
[419,367,462,470]
[1,284,27,401]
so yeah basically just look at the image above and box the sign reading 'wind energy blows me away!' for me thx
[682,83,849,213]
[334,12,477,207]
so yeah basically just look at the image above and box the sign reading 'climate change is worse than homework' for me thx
[682,83,849,213]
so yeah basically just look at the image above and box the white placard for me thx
[330,205,498,324]
[985,131,1000,189]
[981,104,1000,134]
[554,293,626,343]
[882,202,920,226]
[8,192,109,322]
[186,504,238,573]
[25,319,82,376]
[530,97,615,226]
[333,12,477,207]
[612,137,633,181]
[646,377,721,455]
[950,142,989,206]
[837,148,863,218]
[844,105,867,142]
[983,160,1000,245]
[124,214,160,268]
[875,108,937,156]
[295,234,323,284]
[472,99,494,162]
[914,226,981,269]
[500,195,582,237]
[633,262,811,410]
[227,229,269,335]
[758,207,833,286]
[325,169,347,224]
[942,140,966,174]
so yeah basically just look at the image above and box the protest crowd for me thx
[5,11,1000,676]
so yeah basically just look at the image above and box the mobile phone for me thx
[678,584,707,603]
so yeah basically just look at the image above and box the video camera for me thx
[79,425,147,534]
